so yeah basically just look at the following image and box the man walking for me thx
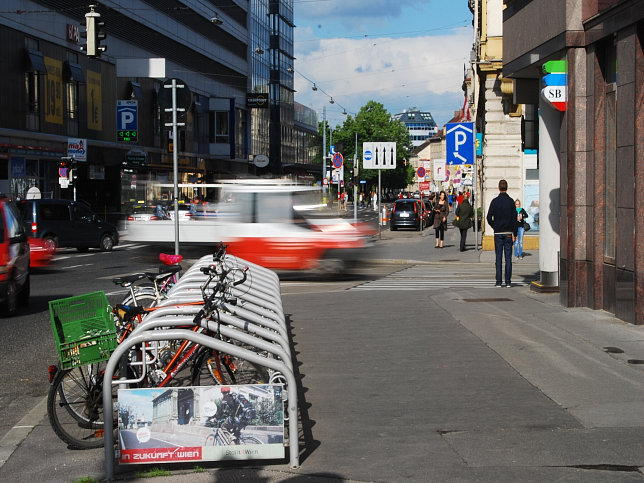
[486,179,518,287]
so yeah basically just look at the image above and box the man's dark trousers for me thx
[494,233,513,285]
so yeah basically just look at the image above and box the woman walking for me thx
[433,190,449,248]
[514,199,529,259]
[454,192,474,251]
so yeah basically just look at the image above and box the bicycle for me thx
[47,256,251,449]
[113,253,184,308]
[203,387,262,446]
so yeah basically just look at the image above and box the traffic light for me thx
[81,7,106,57]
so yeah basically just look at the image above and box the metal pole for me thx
[353,131,358,224]
[378,169,382,240]
[473,125,479,251]
[171,80,179,255]
[322,106,326,197]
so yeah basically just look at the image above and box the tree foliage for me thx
[318,101,414,191]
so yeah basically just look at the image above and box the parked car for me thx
[390,199,424,231]
[0,195,30,315]
[17,199,119,252]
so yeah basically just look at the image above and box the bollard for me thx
[381,206,388,226]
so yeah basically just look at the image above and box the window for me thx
[41,203,69,221]
[209,111,229,144]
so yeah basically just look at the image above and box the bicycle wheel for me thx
[191,348,235,386]
[121,289,157,308]
[204,433,216,446]
[47,364,114,450]
[239,435,263,444]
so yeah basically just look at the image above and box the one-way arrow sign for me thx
[362,142,396,169]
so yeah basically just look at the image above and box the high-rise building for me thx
[0,0,301,216]
[393,108,438,147]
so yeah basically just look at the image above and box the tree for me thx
[330,101,413,191]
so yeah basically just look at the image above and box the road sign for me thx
[362,142,396,169]
[417,166,426,178]
[433,158,446,181]
[117,100,138,142]
[59,167,69,178]
[445,123,474,165]
[332,152,343,169]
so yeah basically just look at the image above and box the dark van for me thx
[17,199,119,252]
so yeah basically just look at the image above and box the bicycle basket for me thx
[49,291,117,370]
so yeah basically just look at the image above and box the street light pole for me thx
[322,106,327,198]
[353,131,358,224]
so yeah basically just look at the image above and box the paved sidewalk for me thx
[2,222,643,482]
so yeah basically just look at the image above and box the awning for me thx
[26,49,47,73]
[64,61,85,82]
[129,81,144,100]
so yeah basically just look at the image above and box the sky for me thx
[293,0,474,128]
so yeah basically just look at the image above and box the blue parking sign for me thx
[117,100,138,131]
[446,122,475,165]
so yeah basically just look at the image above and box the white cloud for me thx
[294,27,473,126]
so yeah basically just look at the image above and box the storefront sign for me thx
[67,138,87,162]
[86,71,103,130]
[246,93,269,108]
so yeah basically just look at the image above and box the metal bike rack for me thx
[103,330,299,479]
[103,257,298,480]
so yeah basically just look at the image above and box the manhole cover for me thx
[462,298,513,302]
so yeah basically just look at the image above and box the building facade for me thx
[503,0,644,324]
[0,0,304,219]
[393,108,439,147]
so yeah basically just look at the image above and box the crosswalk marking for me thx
[351,265,530,291]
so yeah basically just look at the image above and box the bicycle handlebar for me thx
[193,266,248,325]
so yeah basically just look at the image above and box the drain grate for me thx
[462,298,513,302]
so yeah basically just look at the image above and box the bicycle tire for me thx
[204,434,216,446]
[121,290,157,308]
[191,348,235,386]
[47,364,113,450]
[239,435,263,445]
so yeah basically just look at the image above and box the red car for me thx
[0,195,30,315]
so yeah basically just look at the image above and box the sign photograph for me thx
[118,385,285,464]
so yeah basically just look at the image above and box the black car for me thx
[17,199,119,252]
[0,195,30,316]
[390,199,424,231]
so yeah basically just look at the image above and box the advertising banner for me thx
[86,70,103,131]
[44,57,63,125]
[118,385,284,464]
[67,138,87,162]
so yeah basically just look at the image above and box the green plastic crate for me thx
[49,291,117,370]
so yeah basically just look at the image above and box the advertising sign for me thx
[118,385,284,464]
[44,57,63,125]
[67,138,87,162]
[86,70,103,130]
[246,93,269,108]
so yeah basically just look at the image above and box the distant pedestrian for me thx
[514,199,529,259]
[454,191,473,252]
[433,190,449,248]
[358,192,364,208]
[372,191,378,211]
[486,179,518,287]
[340,191,346,210]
